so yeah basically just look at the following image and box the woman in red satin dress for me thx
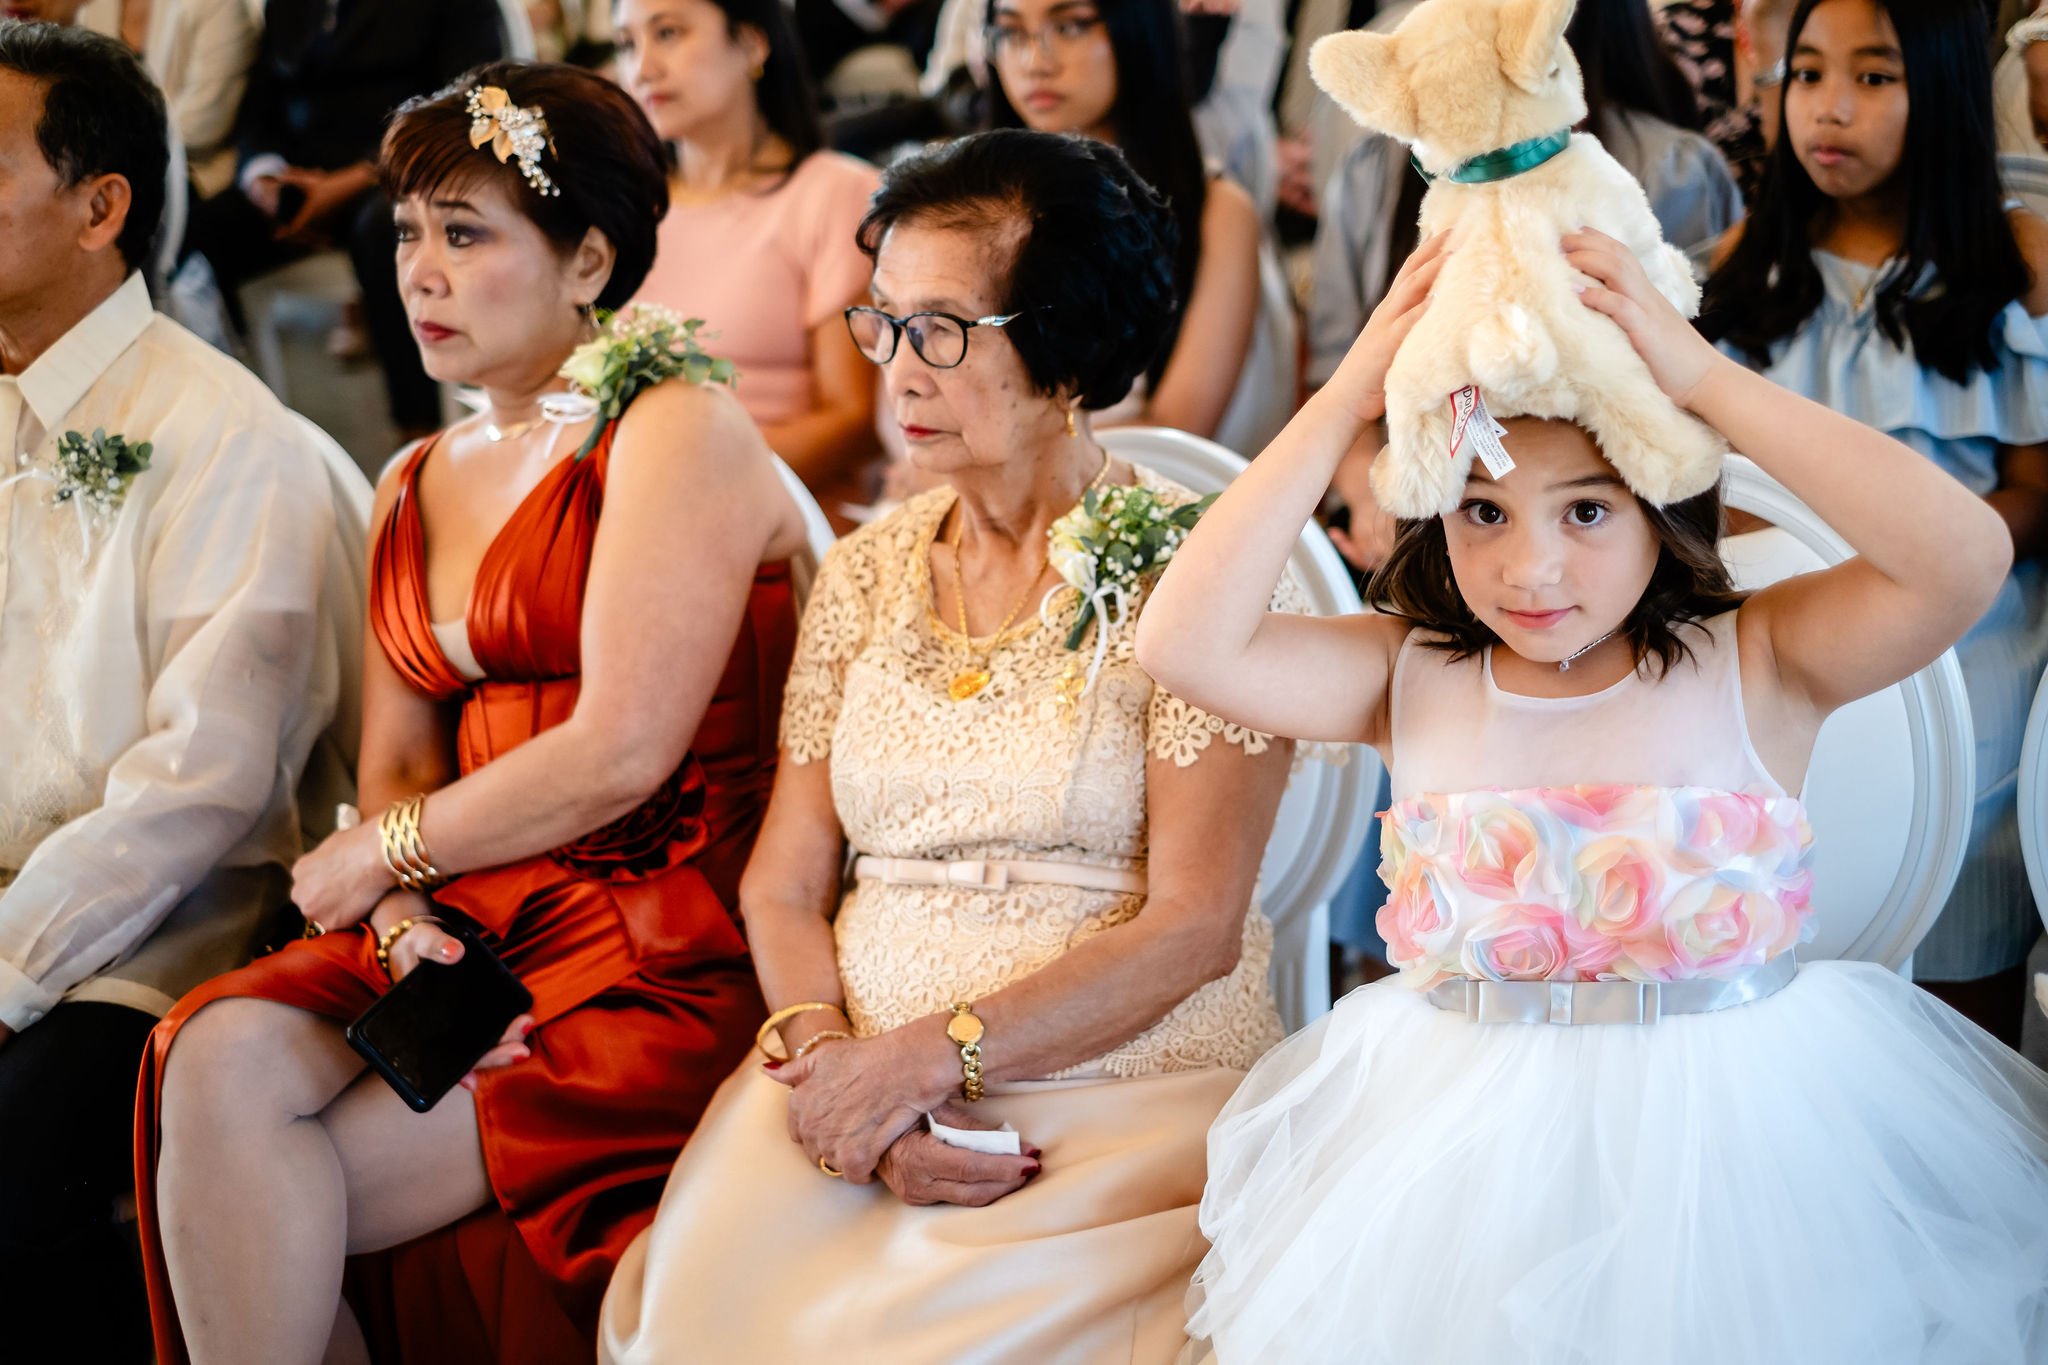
[133,63,810,1364]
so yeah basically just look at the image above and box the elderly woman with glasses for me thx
[599,129,1303,1364]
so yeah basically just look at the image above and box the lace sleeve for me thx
[779,535,876,764]
[1142,568,1313,768]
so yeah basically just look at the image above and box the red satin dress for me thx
[133,424,796,1363]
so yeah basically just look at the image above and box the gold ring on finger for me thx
[818,1156,843,1178]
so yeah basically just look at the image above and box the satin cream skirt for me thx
[599,1063,1246,1365]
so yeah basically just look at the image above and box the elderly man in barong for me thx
[0,22,368,1357]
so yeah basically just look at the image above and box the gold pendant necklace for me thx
[939,448,1115,702]
[945,512,1044,701]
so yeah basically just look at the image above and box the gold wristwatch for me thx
[946,1001,986,1102]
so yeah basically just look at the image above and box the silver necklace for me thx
[1557,629,1617,673]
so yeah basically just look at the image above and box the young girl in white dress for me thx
[1137,228,2048,1363]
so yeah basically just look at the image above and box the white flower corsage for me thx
[1,427,154,555]
[1040,483,1214,701]
[557,304,736,458]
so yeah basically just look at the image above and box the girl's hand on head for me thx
[1564,228,1726,409]
[1324,231,1452,425]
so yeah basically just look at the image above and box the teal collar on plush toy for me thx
[1411,129,1572,185]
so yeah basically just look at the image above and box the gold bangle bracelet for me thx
[754,1001,847,1060]
[792,1029,852,1061]
[378,794,449,893]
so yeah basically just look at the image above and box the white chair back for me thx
[1099,426,1382,1029]
[774,457,837,610]
[2014,672,2048,933]
[1718,456,1974,969]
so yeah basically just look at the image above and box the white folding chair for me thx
[1099,426,1381,1029]
[773,456,837,611]
[1718,456,1975,969]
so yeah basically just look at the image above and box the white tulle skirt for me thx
[1186,960,2048,1365]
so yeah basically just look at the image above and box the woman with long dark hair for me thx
[983,0,1268,445]
[615,0,883,521]
[1704,0,2048,1043]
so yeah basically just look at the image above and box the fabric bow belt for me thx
[1426,952,1798,1026]
[852,855,1145,896]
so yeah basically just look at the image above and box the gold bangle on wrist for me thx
[946,1001,986,1102]
[755,1001,847,1061]
[379,794,449,893]
[792,1029,852,1061]
[374,914,442,977]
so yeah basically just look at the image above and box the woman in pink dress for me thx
[614,0,882,523]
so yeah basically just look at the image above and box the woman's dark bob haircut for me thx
[380,61,670,311]
[1365,477,1747,676]
[854,129,1179,412]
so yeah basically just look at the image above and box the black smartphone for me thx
[346,914,533,1113]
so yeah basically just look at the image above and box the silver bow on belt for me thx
[1425,953,1798,1025]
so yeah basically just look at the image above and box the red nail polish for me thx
[1023,1164,1042,1178]
[763,1060,784,1071]
[1026,1147,1043,1160]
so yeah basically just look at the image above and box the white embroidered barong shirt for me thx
[0,273,369,1030]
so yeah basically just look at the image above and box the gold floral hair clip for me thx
[467,85,559,197]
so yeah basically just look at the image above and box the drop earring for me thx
[1064,403,1077,439]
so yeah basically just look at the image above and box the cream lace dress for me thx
[601,469,1294,1365]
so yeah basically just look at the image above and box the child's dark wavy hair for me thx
[1364,481,1748,677]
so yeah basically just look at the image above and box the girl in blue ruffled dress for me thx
[1704,0,2048,1040]
[1139,219,2048,1365]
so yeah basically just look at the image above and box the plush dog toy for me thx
[1311,0,1726,517]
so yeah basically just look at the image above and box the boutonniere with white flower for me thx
[1,426,154,556]
[1040,483,1215,702]
[557,303,737,458]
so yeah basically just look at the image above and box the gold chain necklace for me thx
[484,414,548,443]
[944,516,1045,702]
[941,448,1113,703]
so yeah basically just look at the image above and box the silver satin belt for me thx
[1425,952,1798,1025]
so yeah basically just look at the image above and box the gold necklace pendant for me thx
[948,668,993,702]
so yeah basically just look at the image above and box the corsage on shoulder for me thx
[556,303,737,459]
[1040,483,1214,703]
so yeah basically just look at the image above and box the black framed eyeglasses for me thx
[843,306,1027,369]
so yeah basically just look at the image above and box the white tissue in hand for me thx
[926,1113,1022,1155]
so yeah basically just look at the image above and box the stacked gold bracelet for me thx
[793,1029,851,1061]
[754,1000,848,1062]
[379,794,448,893]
